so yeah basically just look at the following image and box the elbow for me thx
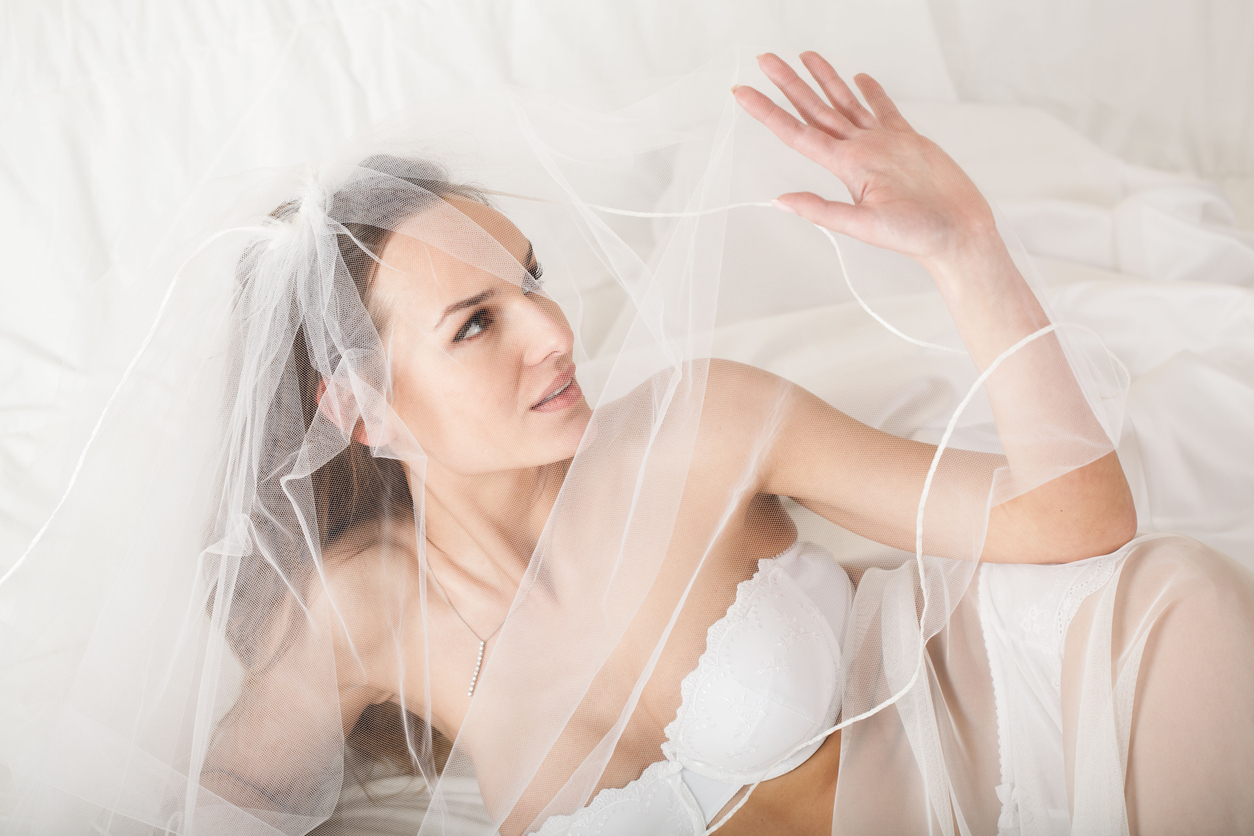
[1028,505,1136,565]
[1084,500,1138,560]
[1052,477,1139,563]
[1083,453,1140,559]
[1010,452,1139,564]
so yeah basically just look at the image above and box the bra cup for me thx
[539,544,853,835]
[663,549,848,782]
[533,761,705,836]
[778,542,856,644]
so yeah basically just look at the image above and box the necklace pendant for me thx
[468,639,486,697]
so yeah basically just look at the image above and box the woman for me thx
[211,50,1254,835]
[5,52,1253,835]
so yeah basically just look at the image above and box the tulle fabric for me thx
[1,51,1251,836]
[833,532,1254,836]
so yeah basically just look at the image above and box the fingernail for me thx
[731,84,741,94]
[772,198,797,215]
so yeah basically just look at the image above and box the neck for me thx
[406,458,565,591]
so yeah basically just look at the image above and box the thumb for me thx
[775,192,865,238]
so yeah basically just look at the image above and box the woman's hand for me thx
[733,52,1137,564]
[734,52,996,270]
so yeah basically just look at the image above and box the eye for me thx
[522,261,544,295]
[453,309,493,342]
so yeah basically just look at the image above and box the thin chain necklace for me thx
[425,556,507,697]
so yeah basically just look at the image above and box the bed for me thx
[3,2,1252,833]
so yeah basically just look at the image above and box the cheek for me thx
[390,353,519,465]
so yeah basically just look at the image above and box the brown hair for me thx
[223,156,488,775]
[268,157,487,553]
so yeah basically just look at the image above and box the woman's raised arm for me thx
[731,52,1136,564]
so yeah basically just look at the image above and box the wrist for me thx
[920,219,1009,290]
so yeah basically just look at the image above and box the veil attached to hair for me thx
[3,51,1246,836]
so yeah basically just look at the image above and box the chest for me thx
[392,484,798,834]
[524,506,802,800]
[529,541,853,836]
[406,487,793,729]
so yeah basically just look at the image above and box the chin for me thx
[516,398,592,471]
[554,402,593,460]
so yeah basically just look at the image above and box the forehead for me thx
[372,198,530,317]
[382,198,529,280]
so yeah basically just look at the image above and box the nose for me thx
[520,296,573,367]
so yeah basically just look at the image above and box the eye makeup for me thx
[447,243,543,342]
[453,308,493,342]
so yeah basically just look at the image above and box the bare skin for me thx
[711,731,842,836]
[208,51,1137,833]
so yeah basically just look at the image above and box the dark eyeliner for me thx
[453,309,492,342]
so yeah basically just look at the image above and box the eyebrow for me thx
[432,241,537,331]
[435,288,497,331]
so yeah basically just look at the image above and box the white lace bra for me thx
[533,541,853,835]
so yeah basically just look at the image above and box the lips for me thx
[532,368,578,410]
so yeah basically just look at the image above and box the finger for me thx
[756,53,857,139]
[852,74,913,131]
[774,192,870,240]
[733,85,845,172]
[733,84,807,144]
[799,52,875,130]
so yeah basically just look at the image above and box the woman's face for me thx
[372,198,591,476]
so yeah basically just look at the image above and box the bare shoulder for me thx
[697,358,894,515]
[594,359,797,488]
[704,357,791,398]
[700,359,798,438]
[686,359,801,493]
[688,360,800,552]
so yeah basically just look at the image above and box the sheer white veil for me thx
[1,51,1163,836]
